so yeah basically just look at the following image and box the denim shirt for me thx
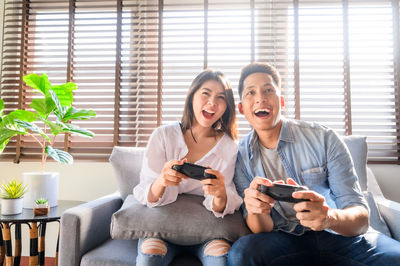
[234,118,368,235]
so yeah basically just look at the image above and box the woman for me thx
[133,69,242,266]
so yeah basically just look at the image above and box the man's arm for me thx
[293,190,369,236]
[234,153,274,233]
[244,177,275,233]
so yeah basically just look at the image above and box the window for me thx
[1,0,399,163]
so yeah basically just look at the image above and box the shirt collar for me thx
[248,118,295,154]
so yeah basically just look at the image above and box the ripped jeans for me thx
[136,238,229,266]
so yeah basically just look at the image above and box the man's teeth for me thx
[255,109,270,114]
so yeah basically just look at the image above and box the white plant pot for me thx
[23,172,59,209]
[1,198,24,215]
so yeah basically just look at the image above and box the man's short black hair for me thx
[238,62,281,99]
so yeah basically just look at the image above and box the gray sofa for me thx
[59,137,400,266]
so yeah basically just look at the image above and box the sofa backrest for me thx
[109,146,145,200]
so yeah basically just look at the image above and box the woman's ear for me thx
[238,102,244,114]
[280,96,285,107]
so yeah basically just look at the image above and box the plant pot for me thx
[1,198,24,215]
[23,172,59,209]
[33,204,50,216]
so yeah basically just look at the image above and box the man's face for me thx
[238,72,284,133]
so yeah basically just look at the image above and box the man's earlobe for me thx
[238,102,244,114]
[280,96,285,107]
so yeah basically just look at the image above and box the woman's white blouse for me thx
[133,122,243,218]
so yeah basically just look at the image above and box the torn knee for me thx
[141,238,167,255]
[204,239,231,256]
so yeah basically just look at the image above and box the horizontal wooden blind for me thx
[1,0,400,163]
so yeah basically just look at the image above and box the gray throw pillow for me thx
[341,135,368,191]
[110,194,250,245]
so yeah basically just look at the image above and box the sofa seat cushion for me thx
[111,194,250,245]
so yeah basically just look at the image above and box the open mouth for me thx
[254,109,270,118]
[202,110,215,119]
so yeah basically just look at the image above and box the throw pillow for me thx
[110,194,250,245]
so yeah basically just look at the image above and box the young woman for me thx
[133,69,243,266]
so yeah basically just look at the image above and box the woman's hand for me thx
[148,159,188,203]
[155,159,188,188]
[201,168,227,213]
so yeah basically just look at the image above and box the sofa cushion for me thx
[109,146,145,200]
[341,135,368,191]
[110,194,250,245]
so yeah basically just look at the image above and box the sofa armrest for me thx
[375,196,400,242]
[59,192,123,266]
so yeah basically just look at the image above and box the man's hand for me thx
[244,177,275,215]
[292,190,330,231]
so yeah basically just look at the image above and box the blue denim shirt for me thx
[234,118,368,235]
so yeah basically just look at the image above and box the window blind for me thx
[1,0,400,163]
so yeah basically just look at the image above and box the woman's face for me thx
[192,79,227,129]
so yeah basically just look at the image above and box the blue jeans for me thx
[228,230,400,266]
[137,238,228,266]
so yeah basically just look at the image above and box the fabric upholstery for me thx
[341,135,368,191]
[109,146,145,200]
[111,194,250,245]
[363,191,391,237]
[59,194,123,266]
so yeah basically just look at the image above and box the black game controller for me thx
[257,183,310,203]
[172,162,217,180]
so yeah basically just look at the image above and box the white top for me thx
[133,122,243,218]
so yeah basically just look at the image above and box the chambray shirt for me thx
[133,122,243,218]
[234,118,368,235]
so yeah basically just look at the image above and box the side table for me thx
[0,200,85,266]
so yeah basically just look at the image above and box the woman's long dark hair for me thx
[181,69,237,140]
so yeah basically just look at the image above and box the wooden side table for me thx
[0,200,84,266]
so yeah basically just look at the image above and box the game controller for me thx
[257,183,310,203]
[172,162,217,180]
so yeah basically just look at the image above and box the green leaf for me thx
[43,120,63,136]
[62,107,96,122]
[0,98,4,113]
[7,110,38,122]
[51,82,76,107]
[15,120,50,142]
[30,98,55,118]
[61,123,95,138]
[23,73,52,95]
[0,139,9,153]
[45,146,73,164]
[1,116,28,134]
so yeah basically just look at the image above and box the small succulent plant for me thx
[0,178,28,199]
[35,197,49,205]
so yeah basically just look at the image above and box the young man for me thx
[228,62,400,265]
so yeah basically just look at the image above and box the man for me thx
[228,62,400,265]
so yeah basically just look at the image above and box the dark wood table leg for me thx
[30,222,38,266]
[38,222,46,266]
[2,222,13,266]
[14,223,22,266]
[0,224,5,265]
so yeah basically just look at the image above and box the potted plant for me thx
[33,197,50,216]
[0,73,96,208]
[0,178,28,215]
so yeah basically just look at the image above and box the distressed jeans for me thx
[137,238,228,266]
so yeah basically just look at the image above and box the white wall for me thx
[368,164,400,203]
